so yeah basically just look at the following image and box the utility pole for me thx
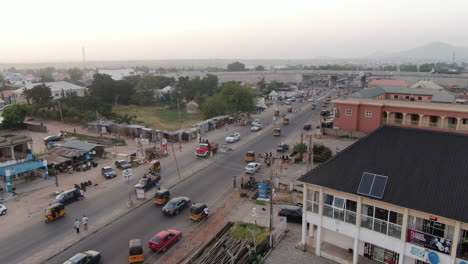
[269,159,275,231]
[171,142,181,181]
[177,96,180,121]
[57,101,64,123]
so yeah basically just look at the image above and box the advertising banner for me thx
[406,229,451,254]
[257,183,268,200]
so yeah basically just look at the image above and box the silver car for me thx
[245,162,261,174]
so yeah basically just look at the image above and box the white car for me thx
[251,119,261,126]
[308,98,315,102]
[225,132,241,143]
[251,124,262,132]
[245,162,261,174]
[0,204,7,215]
[284,100,292,105]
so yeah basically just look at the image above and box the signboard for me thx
[257,183,268,200]
[364,243,399,264]
[407,229,451,254]
[123,168,133,183]
[406,245,428,261]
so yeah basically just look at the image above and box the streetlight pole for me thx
[57,101,64,123]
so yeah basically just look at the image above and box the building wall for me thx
[383,93,432,102]
[356,104,383,132]
[334,103,360,131]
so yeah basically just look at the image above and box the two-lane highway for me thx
[46,93,332,264]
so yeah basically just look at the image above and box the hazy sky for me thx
[1,0,467,62]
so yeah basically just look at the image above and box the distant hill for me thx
[369,42,468,59]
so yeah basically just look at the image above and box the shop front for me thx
[0,156,49,191]
[364,242,400,264]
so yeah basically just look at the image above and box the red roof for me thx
[0,90,16,98]
[368,79,412,88]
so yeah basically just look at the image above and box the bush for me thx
[313,144,332,163]
[339,134,350,138]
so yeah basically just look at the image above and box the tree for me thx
[0,73,4,86]
[23,84,53,106]
[201,82,256,118]
[132,75,174,105]
[1,104,32,128]
[400,64,418,72]
[313,144,332,163]
[227,61,246,72]
[68,67,84,81]
[254,65,265,71]
[293,142,308,162]
[262,81,282,96]
[37,67,55,82]
[89,73,116,104]
[257,77,266,91]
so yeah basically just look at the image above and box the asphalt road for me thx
[0,89,334,264]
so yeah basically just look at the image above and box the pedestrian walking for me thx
[82,215,88,230]
[74,219,80,234]
[241,178,244,189]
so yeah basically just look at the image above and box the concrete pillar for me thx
[356,196,362,227]
[386,112,390,123]
[353,238,359,264]
[316,187,324,256]
[316,225,322,256]
[419,114,424,127]
[402,113,407,125]
[10,146,15,160]
[401,208,409,241]
[440,116,446,128]
[451,221,461,261]
[301,185,308,245]
[456,117,462,130]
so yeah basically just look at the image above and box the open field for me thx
[113,105,202,131]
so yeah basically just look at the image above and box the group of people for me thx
[73,215,89,234]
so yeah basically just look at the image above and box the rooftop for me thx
[368,79,413,88]
[299,125,468,223]
[350,86,458,103]
[60,141,102,152]
[15,81,86,94]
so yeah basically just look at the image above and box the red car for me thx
[148,229,182,252]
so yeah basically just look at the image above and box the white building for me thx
[16,81,87,99]
[153,85,175,99]
[98,69,136,80]
[299,126,468,264]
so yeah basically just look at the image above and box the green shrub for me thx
[313,144,332,163]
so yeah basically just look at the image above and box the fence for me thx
[322,128,367,138]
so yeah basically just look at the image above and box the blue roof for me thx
[0,160,46,176]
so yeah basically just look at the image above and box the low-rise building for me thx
[0,134,48,192]
[368,79,413,88]
[97,69,136,80]
[332,87,468,134]
[15,81,87,100]
[299,126,468,264]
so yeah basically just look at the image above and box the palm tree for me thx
[293,142,308,162]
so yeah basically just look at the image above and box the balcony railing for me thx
[445,124,457,130]
[410,120,419,126]
[323,205,356,224]
[429,122,439,127]
[361,215,402,239]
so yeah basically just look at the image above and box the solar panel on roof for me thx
[357,172,374,196]
[369,175,388,199]
[357,172,388,199]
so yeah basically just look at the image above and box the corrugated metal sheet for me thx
[299,125,468,223]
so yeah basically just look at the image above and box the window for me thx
[457,229,468,260]
[365,111,372,117]
[393,95,398,99]
[345,109,352,116]
[464,119,468,125]
[55,93,59,97]
[418,96,422,100]
[408,215,455,253]
[306,189,319,214]
[322,193,356,224]
[405,96,410,99]
[361,204,402,239]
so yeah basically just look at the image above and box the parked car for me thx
[0,204,7,215]
[44,133,64,143]
[134,174,161,191]
[251,124,262,132]
[101,166,117,179]
[284,100,292,105]
[245,162,261,174]
[50,188,80,205]
[225,132,241,143]
[320,110,331,116]
[162,197,191,216]
[115,160,131,170]
[276,143,289,152]
[251,119,261,126]
[278,208,302,223]
[63,250,101,264]
[303,123,312,130]
[148,229,182,252]
[307,98,315,102]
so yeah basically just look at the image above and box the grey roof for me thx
[126,124,146,129]
[299,125,468,223]
[87,120,114,126]
[351,87,458,103]
[61,141,102,152]
[20,81,85,92]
